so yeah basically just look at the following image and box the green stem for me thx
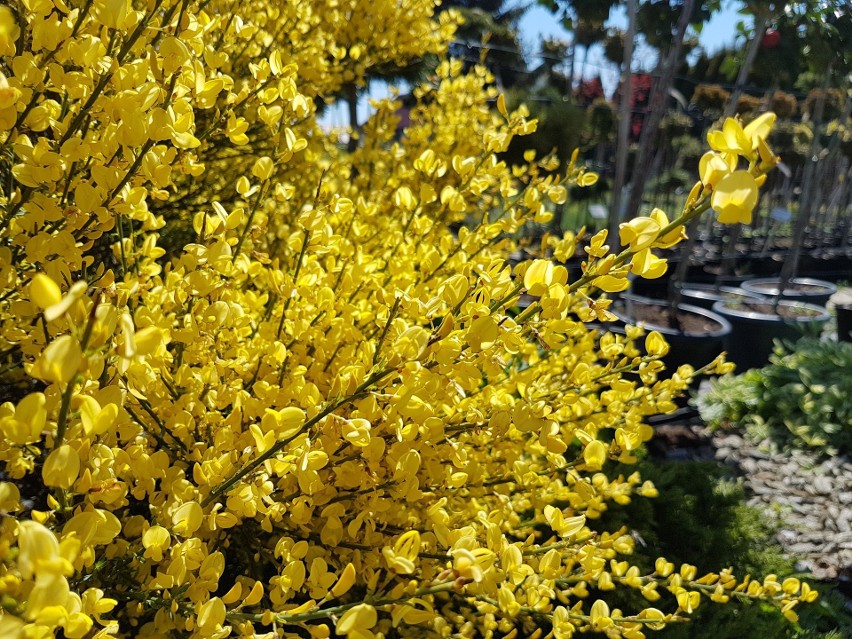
[126,406,175,453]
[54,375,78,446]
[275,230,311,340]
[232,182,268,262]
[227,581,457,625]
[373,296,401,366]
[54,292,100,446]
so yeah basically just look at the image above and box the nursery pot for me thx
[740,277,838,307]
[615,295,732,373]
[837,306,852,343]
[834,291,852,343]
[676,283,766,311]
[711,299,830,371]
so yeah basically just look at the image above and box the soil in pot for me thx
[628,303,720,333]
[676,284,766,311]
[750,282,826,294]
[730,301,824,318]
[741,277,837,307]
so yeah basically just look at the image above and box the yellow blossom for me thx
[711,171,760,224]
[0,3,804,637]
[42,445,80,489]
[619,217,660,252]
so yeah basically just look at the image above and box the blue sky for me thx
[519,1,746,55]
[321,1,753,129]
[518,0,749,94]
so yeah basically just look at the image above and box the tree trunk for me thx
[622,0,695,223]
[774,70,833,308]
[814,94,851,246]
[579,45,590,84]
[346,83,359,153]
[567,39,576,91]
[724,12,768,119]
[716,10,769,274]
[608,0,637,249]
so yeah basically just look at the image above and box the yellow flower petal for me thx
[337,603,377,635]
[711,170,759,224]
[583,440,608,470]
[43,445,80,489]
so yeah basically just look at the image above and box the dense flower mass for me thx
[0,1,806,638]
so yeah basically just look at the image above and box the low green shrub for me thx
[600,461,852,639]
[697,338,852,453]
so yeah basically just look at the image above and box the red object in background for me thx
[761,28,781,49]
[576,77,604,107]
[611,73,654,142]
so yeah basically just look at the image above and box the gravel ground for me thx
[708,428,852,582]
[649,413,852,592]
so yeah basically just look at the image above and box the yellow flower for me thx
[0,482,20,512]
[699,151,735,188]
[1,392,47,445]
[341,418,371,447]
[31,335,82,386]
[63,509,121,547]
[589,599,613,631]
[649,208,683,249]
[17,520,62,579]
[196,597,228,636]
[172,501,203,537]
[142,525,171,562]
[711,171,760,224]
[42,445,80,489]
[79,396,119,436]
[523,259,566,296]
[0,1,800,635]
[543,505,585,538]
[707,118,752,158]
[707,113,777,161]
[382,530,421,574]
[630,249,667,279]
[619,216,660,252]
[583,440,608,470]
[743,112,777,150]
[337,604,377,637]
[645,331,670,357]
[252,156,275,181]
[585,229,609,258]
[595,271,630,292]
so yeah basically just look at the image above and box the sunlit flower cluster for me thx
[700,113,780,224]
[0,1,802,638]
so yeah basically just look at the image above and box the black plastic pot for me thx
[615,295,732,372]
[711,300,830,370]
[740,277,838,307]
[676,284,767,311]
[837,306,852,343]
[797,253,852,281]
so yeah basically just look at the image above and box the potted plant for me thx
[711,298,830,370]
[676,283,768,311]
[740,276,837,306]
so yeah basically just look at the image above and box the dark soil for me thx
[750,281,831,294]
[628,302,721,333]
[728,300,822,318]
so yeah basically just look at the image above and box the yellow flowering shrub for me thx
[0,1,811,638]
